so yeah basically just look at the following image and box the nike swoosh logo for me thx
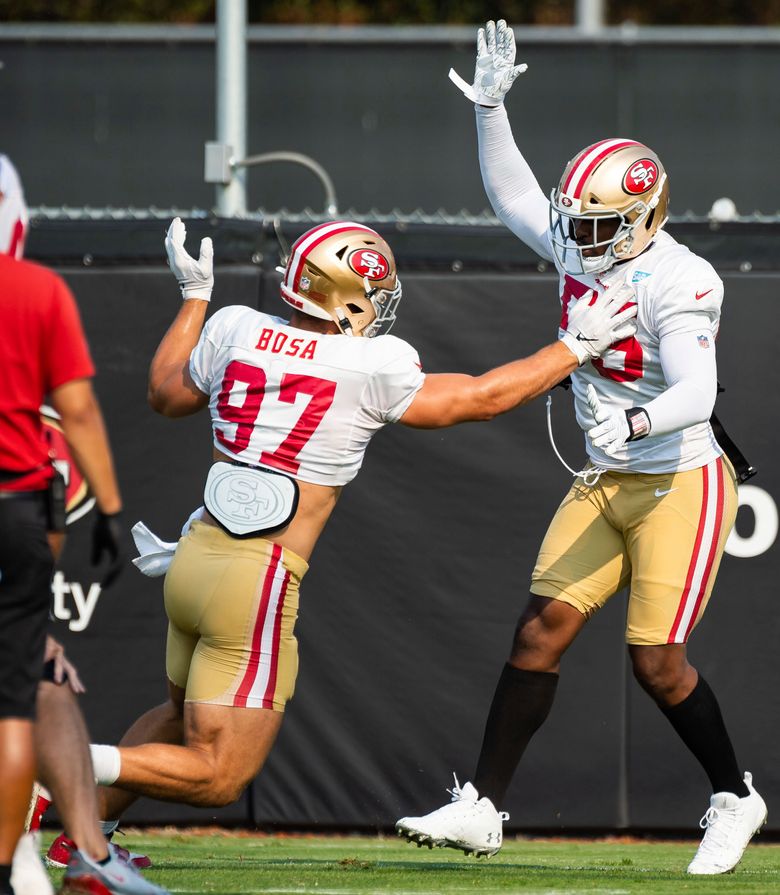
[695,289,713,301]
[575,334,596,342]
[654,487,678,498]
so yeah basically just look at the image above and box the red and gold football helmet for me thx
[40,406,95,524]
[549,139,669,275]
[279,221,401,337]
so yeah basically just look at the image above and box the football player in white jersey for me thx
[87,217,635,834]
[396,20,765,876]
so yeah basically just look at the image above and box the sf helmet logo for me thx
[348,248,390,280]
[623,159,658,195]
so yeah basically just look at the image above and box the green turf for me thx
[44,830,779,895]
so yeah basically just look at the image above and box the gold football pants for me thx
[164,521,308,711]
[531,456,738,645]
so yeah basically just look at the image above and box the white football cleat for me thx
[687,772,768,875]
[11,831,54,895]
[395,775,509,857]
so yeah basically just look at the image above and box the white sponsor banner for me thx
[51,570,102,632]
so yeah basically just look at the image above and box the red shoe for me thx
[109,842,152,871]
[25,782,52,833]
[45,832,76,868]
[47,832,152,871]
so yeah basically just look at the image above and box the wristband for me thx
[559,332,589,366]
[625,407,651,441]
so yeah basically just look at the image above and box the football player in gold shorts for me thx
[397,19,766,876]
[85,218,635,842]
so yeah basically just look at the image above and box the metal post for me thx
[576,0,606,34]
[216,0,247,216]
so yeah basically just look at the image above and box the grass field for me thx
[43,829,779,895]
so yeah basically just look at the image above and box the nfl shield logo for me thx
[697,335,710,349]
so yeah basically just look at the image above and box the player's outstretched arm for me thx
[449,20,551,260]
[399,342,576,429]
[400,288,637,429]
[148,218,212,417]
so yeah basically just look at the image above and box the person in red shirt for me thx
[0,168,167,893]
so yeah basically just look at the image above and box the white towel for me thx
[131,506,205,577]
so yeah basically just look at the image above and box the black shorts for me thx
[0,493,53,719]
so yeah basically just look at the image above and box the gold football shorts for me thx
[531,456,737,645]
[163,521,308,711]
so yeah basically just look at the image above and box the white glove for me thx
[586,384,651,456]
[449,19,527,106]
[165,217,214,301]
[560,283,638,365]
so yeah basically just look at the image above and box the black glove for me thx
[91,510,125,588]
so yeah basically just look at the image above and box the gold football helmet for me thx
[549,138,669,275]
[279,221,401,337]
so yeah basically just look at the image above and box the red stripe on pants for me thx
[681,458,725,641]
[261,571,290,709]
[234,543,282,707]
[667,465,710,644]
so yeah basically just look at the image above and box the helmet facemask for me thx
[549,197,663,276]
[361,277,402,337]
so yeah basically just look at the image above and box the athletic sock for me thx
[660,675,749,798]
[0,863,13,895]
[473,663,559,806]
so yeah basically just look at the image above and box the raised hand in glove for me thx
[449,19,528,106]
[165,216,214,301]
[586,384,651,456]
[91,510,125,588]
[560,283,638,365]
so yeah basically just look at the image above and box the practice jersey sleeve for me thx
[641,328,718,436]
[476,105,554,262]
[363,337,425,423]
[649,269,723,340]
[189,306,245,394]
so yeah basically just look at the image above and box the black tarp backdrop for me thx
[32,219,779,832]
[2,27,780,216]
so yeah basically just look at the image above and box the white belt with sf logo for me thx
[203,461,299,538]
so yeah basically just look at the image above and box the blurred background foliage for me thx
[2,0,780,25]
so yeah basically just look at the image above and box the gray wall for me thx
[41,222,779,832]
[2,26,779,217]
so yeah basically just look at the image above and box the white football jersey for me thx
[552,230,724,473]
[189,306,425,486]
